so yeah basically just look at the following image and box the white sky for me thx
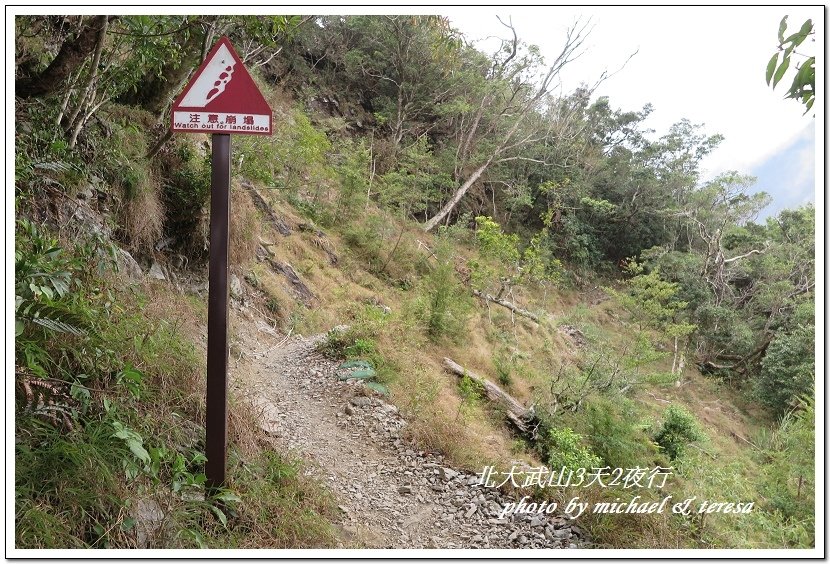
[443,5,821,180]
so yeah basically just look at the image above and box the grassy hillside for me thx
[14,14,814,550]
[233,179,812,548]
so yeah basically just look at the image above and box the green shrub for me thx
[333,138,370,215]
[757,326,814,414]
[15,218,116,380]
[15,103,89,198]
[546,427,601,470]
[653,405,704,460]
[454,374,486,421]
[318,304,394,382]
[458,374,484,404]
[584,397,657,468]
[407,243,472,344]
[759,398,814,526]
[341,214,387,273]
[236,107,331,192]
[493,352,513,388]
[377,136,449,219]
[425,262,470,343]
[435,211,475,246]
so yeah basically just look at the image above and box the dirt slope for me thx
[230,317,591,549]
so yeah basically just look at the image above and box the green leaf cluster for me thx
[766,16,815,113]
[652,405,705,460]
[546,427,602,470]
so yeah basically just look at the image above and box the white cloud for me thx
[791,127,817,194]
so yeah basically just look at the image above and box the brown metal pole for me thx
[206,133,231,489]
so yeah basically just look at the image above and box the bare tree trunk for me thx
[421,104,525,231]
[472,289,541,323]
[393,88,405,153]
[422,160,491,231]
[366,131,375,209]
[17,15,112,99]
[66,16,108,148]
[671,335,679,375]
[146,129,174,160]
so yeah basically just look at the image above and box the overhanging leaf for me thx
[772,56,790,87]
[795,18,813,41]
[778,16,788,43]
[782,20,813,49]
[766,53,779,85]
[209,504,228,527]
[31,317,86,335]
[127,438,151,465]
[786,59,815,99]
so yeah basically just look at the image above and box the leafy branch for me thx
[766,16,815,114]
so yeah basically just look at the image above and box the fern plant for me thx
[15,218,89,337]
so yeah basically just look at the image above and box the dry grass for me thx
[139,281,338,549]
[227,394,265,461]
[211,185,786,549]
[249,263,298,327]
[230,184,262,270]
[123,180,165,253]
[122,283,207,429]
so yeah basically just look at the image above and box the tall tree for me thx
[422,19,591,231]
[16,15,113,99]
[340,16,463,158]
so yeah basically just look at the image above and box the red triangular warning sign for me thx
[171,36,273,135]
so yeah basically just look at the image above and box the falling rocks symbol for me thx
[171,36,273,135]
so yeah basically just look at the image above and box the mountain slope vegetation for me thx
[14,14,815,550]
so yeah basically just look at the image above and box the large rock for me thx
[132,497,165,548]
[115,247,143,283]
[148,261,166,281]
[230,274,243,299]
[76,183,95,201]
[441,467,459,481]
[61,199,111,239]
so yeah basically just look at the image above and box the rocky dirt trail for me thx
[230,319,590,549]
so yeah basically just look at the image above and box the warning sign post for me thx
[171,36,272,136]
[171,36,273,489]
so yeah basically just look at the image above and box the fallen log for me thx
[442,357,537,435]
[730,430,758,449]
[472,289,541,323]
